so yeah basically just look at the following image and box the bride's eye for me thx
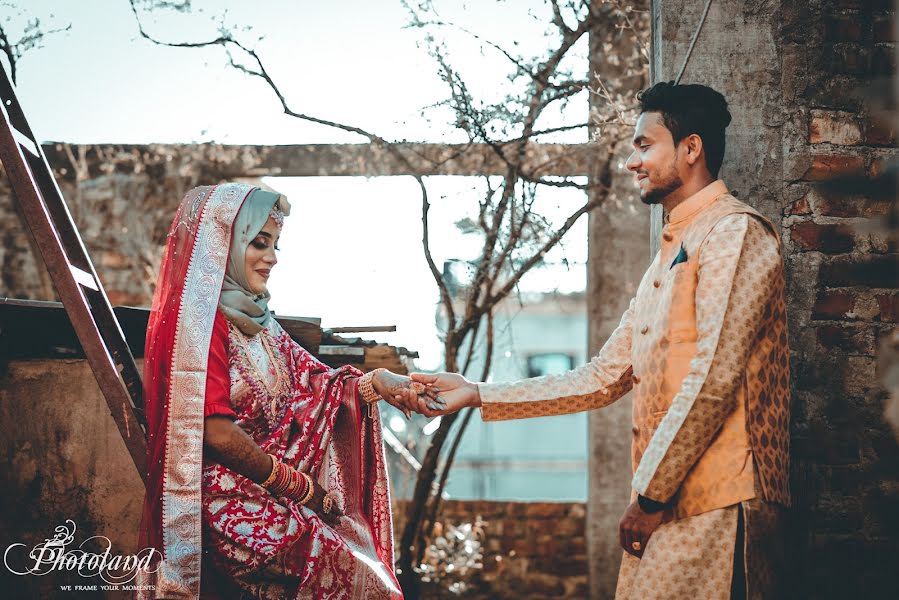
[251,239,268,250]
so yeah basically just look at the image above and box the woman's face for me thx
[244,216,281,295]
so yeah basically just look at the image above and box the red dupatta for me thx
[137,184,399,599]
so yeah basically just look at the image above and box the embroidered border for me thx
[158,182,255,599]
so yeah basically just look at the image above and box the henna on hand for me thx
[374,370,444,415]
[307,480,343,524]
[203,415,273,484]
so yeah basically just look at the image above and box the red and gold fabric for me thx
[137,183,401,599]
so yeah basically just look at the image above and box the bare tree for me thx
[0,2,70,84]
[128,1,647,595]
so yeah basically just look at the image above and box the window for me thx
[526,352,575,378]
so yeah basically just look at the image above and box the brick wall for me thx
[781,0,899,596]
[393,500,587,599]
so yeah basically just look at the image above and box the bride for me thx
[136,183,438,599]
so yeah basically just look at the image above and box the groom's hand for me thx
[409,372,481,417]
[371,370,429,418]
[619,499,664,559]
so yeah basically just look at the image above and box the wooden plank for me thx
[329,325,397,333]
[318,345,366,357]
[274,315,322,354]
[0,301,327,361]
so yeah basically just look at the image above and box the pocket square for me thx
[669,243,688,269]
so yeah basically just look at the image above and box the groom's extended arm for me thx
[477,297,636,421]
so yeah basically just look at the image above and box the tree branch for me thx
[419,176,456,330]
[549,0,574,35]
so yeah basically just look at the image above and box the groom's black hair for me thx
[636,81,732,178]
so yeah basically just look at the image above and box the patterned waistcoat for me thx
[631,193,791,518]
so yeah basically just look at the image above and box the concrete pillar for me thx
[650,0,784,222]
[586,3,651,597]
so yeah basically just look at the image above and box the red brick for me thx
[870,45,897,76]
[816,324,875,355]
[807,74,865,111]
[873,16,896,42]
[865,116,898,146]
[547,556,588,577]
[556,536,587,555]
[517,573,565,595]
[877,293,899,322]
[809,110,863,145]
[511,537,542,555]
[819,255,899,288]
[813,290,856,320]
[791,221,855,253]
[870,157,890,178]
[825,44,870,75]
[813,191,892,218]
[524,502,568,518]
[823,15,864,42]
[790,195,812,215]
[802,154,866,180]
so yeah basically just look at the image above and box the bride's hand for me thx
[306,479,343,525]
[372,369,443,417]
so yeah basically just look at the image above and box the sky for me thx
[4,0,598,368]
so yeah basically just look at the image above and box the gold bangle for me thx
[298,472,315,506]
[358,368,386,404]
[260,455,279,488]
[283,468,299,497]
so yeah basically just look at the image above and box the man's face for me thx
[625,112,684,205]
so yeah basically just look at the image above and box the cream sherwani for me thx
[478,181,791,599]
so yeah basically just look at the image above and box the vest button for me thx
[640,325,649,334]
[632,374,641,384]
[653,280,660,288]
[632,426,639,435]
[662,231,674,242]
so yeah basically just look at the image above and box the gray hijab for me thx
[219,188,289,335]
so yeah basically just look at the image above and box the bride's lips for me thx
[256,268,271,279]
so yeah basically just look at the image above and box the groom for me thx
[405,82,790,600]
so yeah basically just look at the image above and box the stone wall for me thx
[393,499,587,600]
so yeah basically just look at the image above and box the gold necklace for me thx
[231,326,289,413]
